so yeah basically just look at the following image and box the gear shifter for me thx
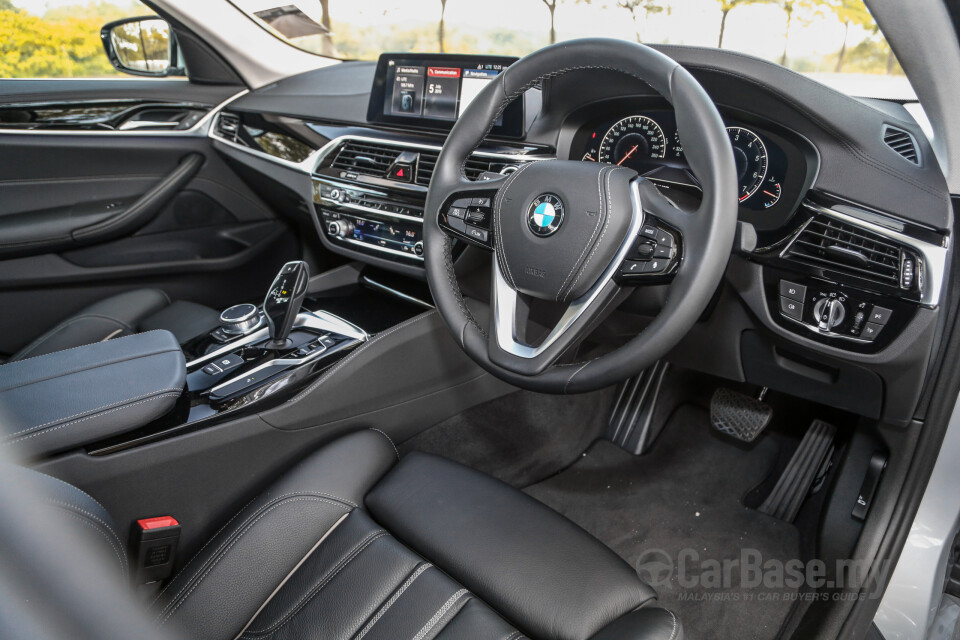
[263,261,310,349]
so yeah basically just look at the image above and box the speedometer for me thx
[727,127,768,202]
[599,115,666,172]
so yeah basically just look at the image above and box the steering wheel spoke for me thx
[435,174,507,251]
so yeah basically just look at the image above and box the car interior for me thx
[1,2,959,640]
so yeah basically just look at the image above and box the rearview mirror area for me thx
[100,17,185,77]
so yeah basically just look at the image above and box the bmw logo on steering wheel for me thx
[527,194,565,237]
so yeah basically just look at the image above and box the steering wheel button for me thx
[471,196,492,208]
[621,260,645,275]
[635,243,655,259]
[645,259,667,274]
[448,217,467,233]
[452,198,472,209]
[779,296,804,321]
[640,225,659,239]
[448,206,466,220]
[653,245,672,259]
[465,226,489,242]
[656,231,675,247]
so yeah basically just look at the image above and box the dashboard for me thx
[206,47,952,427]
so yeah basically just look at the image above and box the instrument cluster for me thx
[570,102,817,229]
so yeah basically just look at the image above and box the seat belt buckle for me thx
[131,516,181,585]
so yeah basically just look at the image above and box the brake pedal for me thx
[710,387,773,442]
[759,419,837,522]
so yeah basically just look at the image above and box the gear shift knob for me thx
[263,261,310,348]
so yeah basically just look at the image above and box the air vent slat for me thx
[330,141,399,177]
[784,215,912,289]
[216,112,241,143]
[882,125,920,165]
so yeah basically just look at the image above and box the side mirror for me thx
[100,17,185,77]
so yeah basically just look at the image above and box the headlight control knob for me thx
[813,298,846,332]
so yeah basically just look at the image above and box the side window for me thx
[0,0,159,79]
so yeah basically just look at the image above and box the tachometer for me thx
[727,126,768,202]
[599,116,666,172]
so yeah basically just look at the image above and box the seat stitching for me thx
[243,528,389,637]
[410,588,469,640]
[152,493,265,606]
[157,492,355,615]
[354,563,433,640]
[290,312,436,404]
[8,329,170,366]
[231,511,351,640]
[159,496,351,625]
[2,393,181,446]
[667,609,678,640]
[40,473,110,514]
[44,500,126,575]
[58,509,128,579]
[13,314,132,361]
[0,345,182,394]
[1,388,184,439]
[368,428,400,460]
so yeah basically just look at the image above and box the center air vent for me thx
[328,140,515,185]
[216,112,241,142]
[882,125,920,165]
[330,141,399,177]
[784,215,915,289]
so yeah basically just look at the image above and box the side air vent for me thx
[882,125,920,165]
[216,112,241,142]
[784,215,915,289]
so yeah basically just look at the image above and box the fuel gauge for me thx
[759,176,782,208]
[582,148,598,162]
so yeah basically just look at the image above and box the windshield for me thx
[231,0,912,100]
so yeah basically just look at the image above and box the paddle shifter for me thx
[263,261,310,349]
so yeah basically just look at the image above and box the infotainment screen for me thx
[367,54,524,138]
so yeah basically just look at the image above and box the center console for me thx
[88,261,370,454]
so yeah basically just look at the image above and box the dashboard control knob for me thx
[219,303,260,336]
[414,241,424,256]
[813,298,846,332]
[329,188,341,201]
[328,221,352,238]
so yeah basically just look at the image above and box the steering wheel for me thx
[424,39,738,394]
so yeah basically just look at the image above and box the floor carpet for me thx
[525,403,802,640]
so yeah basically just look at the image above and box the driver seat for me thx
[23,430,682,640]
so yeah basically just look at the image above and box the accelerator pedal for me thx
[710,387,773,442]
[759,419,837,522]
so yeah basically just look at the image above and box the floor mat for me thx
[525,403,802,640]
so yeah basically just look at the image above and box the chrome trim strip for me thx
[185,310,367,369]
[210,127,553,177]
[493,178,646,359]
[0,89,249,137]
[361,275,435,309]
[338,236,425,262]
[798,200,948,308]
[322,198,423,224]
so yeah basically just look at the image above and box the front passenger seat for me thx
[22,430,682,640]
[10,289,220,361]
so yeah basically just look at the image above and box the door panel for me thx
[0,80,302,357]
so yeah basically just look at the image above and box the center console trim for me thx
[186,310,368,370]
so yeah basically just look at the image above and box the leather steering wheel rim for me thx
[424,38,738,394]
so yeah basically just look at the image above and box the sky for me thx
[12,0,877,64]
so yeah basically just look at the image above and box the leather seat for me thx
[10,289,220,361]
[24,430,682,640]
